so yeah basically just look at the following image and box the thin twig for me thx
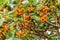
[46,21,60,28]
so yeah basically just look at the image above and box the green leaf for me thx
[0,0,6,3]
[58,0,60,4]
[0,18,4,26]
[7,30,12,37]
[9,22,15,27]
[13,38,20,40]
[0,0,7,6]
[5,37,13,40]
[33,0,38,5]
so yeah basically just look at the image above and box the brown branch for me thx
[46,21,60,28]
[54,12,60,25]
[48,34,58,38]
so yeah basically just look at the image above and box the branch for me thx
[46,21,60,28]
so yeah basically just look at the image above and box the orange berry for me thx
[24,16,31,21]
[0,34,2,39]
[15,5,24,16]
[27,7,34,12]
[43,9,47,14]
[40,13,44,16]
[16,30,25,37]
[2,23,9,31]
[29,23,33,27]
[16,32,21,37]
[40,15,48,22]
[25,25,30,30]
[18,25,23,29]
[41,5,46,9]
[3,26,9,31]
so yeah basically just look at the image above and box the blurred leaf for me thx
[9,22,15,27]
[58,0,60,4]
[5,37,13,40]
[7,30,12,38]
[0,18,4,26]
[0,0,7,6]
[13,38,20,40]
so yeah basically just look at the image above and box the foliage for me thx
[0,0,60,40]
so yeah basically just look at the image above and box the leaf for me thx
[0,0,6,3]
[9,22,15,27]
[7,30,12,37]
[51,36,58,40]
[58,0,60,4]
[13,38,20,40]
[22,0,29,4]
[33,0,38,5]
[28,0,33,3]
[0,0,7,6]
[6,37,21,40]
[0,18,4,26]
[5,37,13,40]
